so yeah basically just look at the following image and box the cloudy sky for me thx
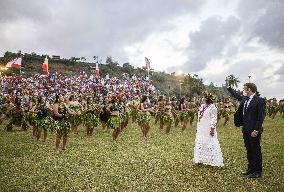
[0,0,283,98]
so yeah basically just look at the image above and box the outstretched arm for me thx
[227,87,243,101]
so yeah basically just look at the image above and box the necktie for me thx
[244,97,250,112]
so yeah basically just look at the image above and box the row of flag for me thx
[4,56,151,77]
[5,57,49,75]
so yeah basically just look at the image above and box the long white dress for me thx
[193,104,224,167]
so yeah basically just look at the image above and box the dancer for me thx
[52,95,76,151]
[163,99,173,134]
[139,96,153,138]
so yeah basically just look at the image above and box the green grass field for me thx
[0,116,283,192]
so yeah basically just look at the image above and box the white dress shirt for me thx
[243,93,256,115]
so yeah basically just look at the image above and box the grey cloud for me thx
[238,0,284,50]
[0,0,51,22]
[0,0,205,62]
[226,59,265,79]
[276,63,284,81]
[170,15,241,72]
[168,0,284,79]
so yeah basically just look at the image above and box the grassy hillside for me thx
[0,116,283,191]
[0,51,231,98]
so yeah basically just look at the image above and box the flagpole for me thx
[145,57,150,80]
[20,57,22,76]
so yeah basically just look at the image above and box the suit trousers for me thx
[243,131,262,174]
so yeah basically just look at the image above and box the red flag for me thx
[6,57,22,69]
[42,57,49,75]
[95,62,100,77]
[145,57,150,70]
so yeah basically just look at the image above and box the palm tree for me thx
[226,74,240,88]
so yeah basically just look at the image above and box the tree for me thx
[3,51,18,63]
[122,63,134,74]
[179,74,205,97]
[206,82,218,95]
[105,56,113,65]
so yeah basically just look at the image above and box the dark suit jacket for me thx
[227,87,266,132]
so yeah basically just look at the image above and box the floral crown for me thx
[203,91,216,101]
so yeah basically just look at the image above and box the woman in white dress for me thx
[193,92,224,167]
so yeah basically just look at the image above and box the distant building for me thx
[52,55,61,60]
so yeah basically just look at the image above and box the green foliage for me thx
[121,111,130,122]
[83,113,99,129]
[55,120,71,134]
[107,116,121,129]
[3,51,20,63]
[182,74,205,97]
[180,111,189,122]
[38,116,55,131]
[206,82,219,95]
[130,110,139,119]
[163,115,173,125]
[122,62,135,74]
[138,114,151,125]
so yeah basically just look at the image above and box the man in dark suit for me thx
[226,82,266,178]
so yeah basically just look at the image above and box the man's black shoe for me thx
[249,173,262,178]
[241,170,252,176]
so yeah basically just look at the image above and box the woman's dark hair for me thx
[69,95,74,101]
[205,98,213,105]
[111,97,117,104]
[102,106,107,112]
[86,97,92,104]
[158,95,164,102]
[179,97,186,110]
[244,83,257,93]
[37,96,43,104]
[141,95,148,103]
[15,97,21,106]
[166,100,171,105]
[55,95,60,103]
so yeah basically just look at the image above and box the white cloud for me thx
[124,14,198,70]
